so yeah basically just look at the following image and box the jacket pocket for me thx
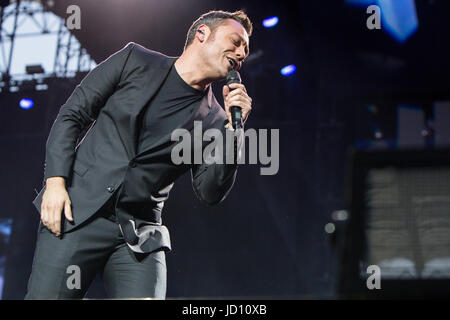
[73,160,89,176]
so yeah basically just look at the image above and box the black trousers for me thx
[24,197,167,299]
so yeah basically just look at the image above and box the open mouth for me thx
[226,57,236,70]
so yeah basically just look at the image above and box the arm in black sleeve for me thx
[43,42,135,181]
[190,121,243,205]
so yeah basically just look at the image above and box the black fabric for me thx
[137,64,206,154]
[26,42,241,299]
[32,43,237,238]
[31,42,238,256]
[25,207,167,299]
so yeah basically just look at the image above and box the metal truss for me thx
[0,0,95,87]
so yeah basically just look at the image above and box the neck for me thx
[174,48,213,92]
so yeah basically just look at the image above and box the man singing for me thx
[25,10,253,299]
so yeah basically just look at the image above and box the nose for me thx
[236,45,246,60]
[235,52,245,71]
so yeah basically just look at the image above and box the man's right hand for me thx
[41,177,73,236]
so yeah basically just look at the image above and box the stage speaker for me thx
[337,149,450,298]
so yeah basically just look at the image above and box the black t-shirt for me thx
[137,64,207,154]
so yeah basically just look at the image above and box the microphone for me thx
[226,70,242,130]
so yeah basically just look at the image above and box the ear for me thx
[196,24,208,42]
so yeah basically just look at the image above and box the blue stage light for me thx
[378,0,418,43]
[281,65,296,76]
[19,98,34,109]
[346,0,418,43]
[263,16,279,28]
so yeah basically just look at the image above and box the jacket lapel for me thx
[123,56,178,158]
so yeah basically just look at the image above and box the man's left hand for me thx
[222,83,252,128]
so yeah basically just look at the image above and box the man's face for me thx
[201,19,250,79]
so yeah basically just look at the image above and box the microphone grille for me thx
[226,70,241,85]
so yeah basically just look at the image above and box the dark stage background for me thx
[0,0,449,299]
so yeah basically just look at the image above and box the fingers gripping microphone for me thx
[226,70,243,130]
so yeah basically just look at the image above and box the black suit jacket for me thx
[32,42,238,234]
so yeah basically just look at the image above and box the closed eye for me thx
[231,33,249,57]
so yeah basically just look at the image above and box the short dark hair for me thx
[184,10,253,51]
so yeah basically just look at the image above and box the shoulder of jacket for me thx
[124,41,177,62]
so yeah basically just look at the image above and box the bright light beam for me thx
[19,98,34,109]
[281,65,296,76]
[263,16,279,28]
